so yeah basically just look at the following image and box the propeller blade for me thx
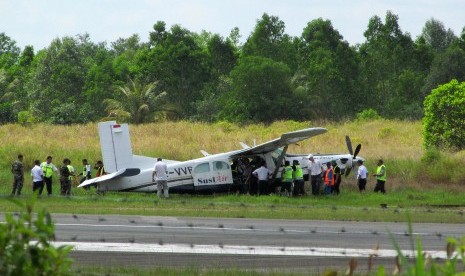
[353,144,361,159]
[344,167,352,177]
[345,136,353,156]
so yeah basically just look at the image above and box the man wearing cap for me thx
[307,154,323,196]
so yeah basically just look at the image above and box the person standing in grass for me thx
[280,160,293,196]
[11,154,24,196]
[152,158,169,198]
[333,161,342,195]
[31,160,44,195]
[356,160,368,192]
[252,161,271,196]
[307,154,323,196]
[60,158,72,196]
[80,159,92,184]
[323,162,334,194]
[373,159,387,194]
[41,156,58,196]
[292,160,305,196]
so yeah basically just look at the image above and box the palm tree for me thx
[104,78,167,124]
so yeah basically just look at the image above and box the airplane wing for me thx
[230,127,327,158]
[78,168,141,188]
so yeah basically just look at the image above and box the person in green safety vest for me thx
[373,159,387,194]
[280,160,293,196]
[41,156,58,196]
[292,160,305,196]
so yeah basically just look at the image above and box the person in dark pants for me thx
[373,159,387,194]
[11,154,24,196]
[307,154,323,196]
[252,162,271,196]
[280,161,293,196]
[41,156,58,196]
[356,160,368,192]
[333,161,342,195]
[31,160,44,195]
[292,160,305,196]
[60,158,72,196]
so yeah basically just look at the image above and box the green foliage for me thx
[0,13,464,124]
[0,198,73,275]
[423,79,465,150]
[17,110,36,126]
[219,56,294,123]
[104,78,167,124]
[242,13,298,71]
[299,18,359,119]
[356,108,382,121]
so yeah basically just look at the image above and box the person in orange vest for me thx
[94,161,106,177]
[323,162,334,194]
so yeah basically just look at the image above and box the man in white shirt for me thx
[31,160,44,195]
[252,162,271,196]
[307,154,323,196]
[356,160,368,192]
[152,158,169,198]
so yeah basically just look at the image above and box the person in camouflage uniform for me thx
[11,154,24,196]
[60,158,72,196]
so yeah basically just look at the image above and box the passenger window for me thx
[213,161,229,171]
[194,163,210,173]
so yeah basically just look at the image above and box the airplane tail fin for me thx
[98,121,133,173]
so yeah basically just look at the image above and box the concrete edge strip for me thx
[52,241,452,259]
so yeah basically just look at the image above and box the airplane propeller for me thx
[344,136,362,177]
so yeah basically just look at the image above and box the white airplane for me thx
[78,121,327,193]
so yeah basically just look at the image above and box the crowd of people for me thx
[10,153,387,198]
[232,155,387,197]
[10,154,106,197]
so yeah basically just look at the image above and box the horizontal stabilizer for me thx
[200,150,210,156]
[78,168,141,188]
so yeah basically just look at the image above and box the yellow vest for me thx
[376,165,386,181]
[42,162,54,178]
[282,166,293,182]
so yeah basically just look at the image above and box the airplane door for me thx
[193,160,233,190]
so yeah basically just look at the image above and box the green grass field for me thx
[1,120,464,223]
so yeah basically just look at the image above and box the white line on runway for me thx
[55,223,430,236]
[54,241,451,259]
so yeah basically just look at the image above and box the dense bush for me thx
[355,108,382,121]
[423,79,465,150]
[0,198,73,275]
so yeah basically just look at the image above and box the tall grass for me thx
[1,120,464,194]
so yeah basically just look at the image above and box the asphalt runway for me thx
[41,214,464,271]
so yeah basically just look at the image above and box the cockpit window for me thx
[194,162,210,173]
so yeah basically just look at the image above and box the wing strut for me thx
[270,145,289,184]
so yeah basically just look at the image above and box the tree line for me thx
[1,11,465,125]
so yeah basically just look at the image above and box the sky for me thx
[1,0,464,51]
